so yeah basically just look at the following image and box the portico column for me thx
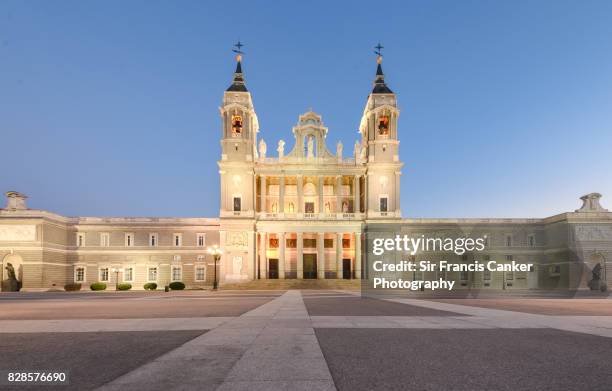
[279,176,285,214]
[297,232,303,279]
[297,175,304,214]
[260,175,267,213]
[279,232,285,279]
[336,233,343,279]
[354,175,360,214]
[355,232,362,279]
[317,232,325,279]
[335,175,342,214]
[259,232,267,279]
[318,176,324,214]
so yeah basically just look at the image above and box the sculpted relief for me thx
[574,225,612,241]
[227,231,248,248]
[0,225,36,241]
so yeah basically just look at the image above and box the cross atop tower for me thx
[232,41,245,55]
[374,42,384,57]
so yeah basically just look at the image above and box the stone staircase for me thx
[219,279,362,290]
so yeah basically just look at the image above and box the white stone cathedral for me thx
[1,50,611,291]
[218,52,401,282]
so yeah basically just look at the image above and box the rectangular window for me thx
[75,267,85,282]
[380,197,388,212]
[172,266,182,281]
[505,235,512,247]
[549,265,561,276]
[528,235,535,247]
[483,269,491,281]
[304,202,315,213]
[233,196,241,212]
[100,233,110,247]
[76,233,85,247]
[149,233,158,247]
[125,233,134,247]
[324,239,334,248]
[173,233,182,247]
[505,255,513,261]
[286,238,297,248]
[460,270,469,281]
[195,266,206,281]
[99,267,109,282]
[124,267,133,282]
[269,238,279,248]
[342,238,351,249]
[148,267,158,282]
[197,233,206,247]
[303,238,316,248]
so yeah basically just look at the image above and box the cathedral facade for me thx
[1,53,612,291]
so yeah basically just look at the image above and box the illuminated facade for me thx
[1,53,611,291]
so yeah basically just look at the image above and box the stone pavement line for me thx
[217,290,336,391]
[0,317,234,333]
[95,290,336,391]
[385,298,612,338]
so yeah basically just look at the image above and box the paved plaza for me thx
[1,290,612,390]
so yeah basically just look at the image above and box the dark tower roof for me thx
[372,56,393,94]
[227,55,248,92]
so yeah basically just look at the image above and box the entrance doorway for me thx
[303,254,317,279]
[342,259,352,279]
[268,259,279,279]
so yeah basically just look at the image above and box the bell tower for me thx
[360,44,403,218]
[218,42,257,218]
[218,42,257,284]
[220,43,258,163]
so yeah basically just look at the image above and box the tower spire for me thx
[227,41,247,92]
[372,42,392,94]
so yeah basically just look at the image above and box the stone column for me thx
[279,232,285,279]
[317,232,325,279]
[395,171,401,215]
[279,176,285,214]
[318,176,324,214]
[220,171,226,211]
[259,232,267,279]
[297,175,304,214]
[260,175,267,213]
[336,233,343,279]
[335,175,342,214]
[355,232,362,279]
[297,232,303,279]
[354,175,360,214]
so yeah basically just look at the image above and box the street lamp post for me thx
[207,245,222,290]
[111,267,124,290]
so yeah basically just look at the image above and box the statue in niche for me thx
[307,136,314,158]
[2,263,21,292]
[336,141,343,160]
[277,140,285,159]
[258,139,267,159]
[233,256,243,275]
[378,115,389,136]
[588,263,604,291]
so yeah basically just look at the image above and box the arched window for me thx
[378,114,389,136]
[231,114,243,136]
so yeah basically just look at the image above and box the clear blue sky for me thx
[1,0,611,218]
